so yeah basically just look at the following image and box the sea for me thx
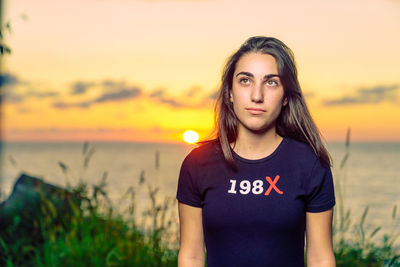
[1,141,399,241]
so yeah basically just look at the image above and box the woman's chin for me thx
[240,123,276,135]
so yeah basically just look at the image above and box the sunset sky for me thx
[1,0,399,143]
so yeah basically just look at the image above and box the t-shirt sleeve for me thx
[176,154,202,208]
[305,160,336,213]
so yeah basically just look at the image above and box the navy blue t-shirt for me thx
[176,138,335,267]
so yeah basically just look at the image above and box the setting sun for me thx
[183,130,199,144]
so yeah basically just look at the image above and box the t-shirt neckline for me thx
[231,137,288,164]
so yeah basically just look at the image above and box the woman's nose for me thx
[251,83,264,103]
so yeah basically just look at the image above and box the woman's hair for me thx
[206,36,331,169]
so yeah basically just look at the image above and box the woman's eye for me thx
[266,80,278,86]
[239,78,250,84]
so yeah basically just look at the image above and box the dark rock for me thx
[0,173,81,229]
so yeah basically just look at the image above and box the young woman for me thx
[176,36,336,267]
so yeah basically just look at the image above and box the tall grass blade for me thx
[58,161,69,174]
[155,151,160,170]
[360,206,369,228]
[392,205,397,220]
[370,226,381,239]
[139,170,145,185]
[82,141,89,155]
[83,147,95,169]
[101,171,108,183]
[389,255,400,266]
[345,128,351,149]
[8,155,17,167]
[340,153,349,170]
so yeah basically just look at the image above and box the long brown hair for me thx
[204,36,331,169]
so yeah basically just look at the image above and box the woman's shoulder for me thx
[283,137,320,164]
[183,139,223,166]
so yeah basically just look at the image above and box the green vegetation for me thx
[0,142,178,266]
[333,205,400,266]
[0,178,178,266]
[332,129,400,266]
[0,137,399,266]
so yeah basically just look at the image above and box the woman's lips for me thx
[246,108,266,115]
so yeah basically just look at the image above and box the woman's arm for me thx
[178,202,205,267]
[306,208,336,267]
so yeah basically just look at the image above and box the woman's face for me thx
[230,52,287,135]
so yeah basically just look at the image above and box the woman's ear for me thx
[283,97,288,106]
[230,91,233,103]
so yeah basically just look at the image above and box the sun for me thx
[183,130,199,144]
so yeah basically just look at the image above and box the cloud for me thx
[0,91,23,103]
[2,74,214,111]
[149,89,164,98]
[148,87,217,108]
[157,98,183,107]
[208,90,219,100]
[1,73,215,111]
[1,89,60,104]
[71,81,95,95]
[101,80,126,89]
[26,90,60,98]
[0,73,60,105]
[323,84,399,106]
[185,86,202,98]
[0,74,19,87]
[93,88,142,103]
[149,89,184,107]
[6,127,181,137]
[7,127,134,134]
[52,101,91,109]
[52,102,70,109]
[53,87,142,109]
[17,107,31,114]
[50,78,213,110]
[70,79,128,96]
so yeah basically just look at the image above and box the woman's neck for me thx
[231,128,283,160]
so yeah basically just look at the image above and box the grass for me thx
[0,136,399,266]
[0,142,178,267]
[0,187,178,266]
[332,128,400,266]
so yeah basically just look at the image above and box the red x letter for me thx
[265,175,283,195]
